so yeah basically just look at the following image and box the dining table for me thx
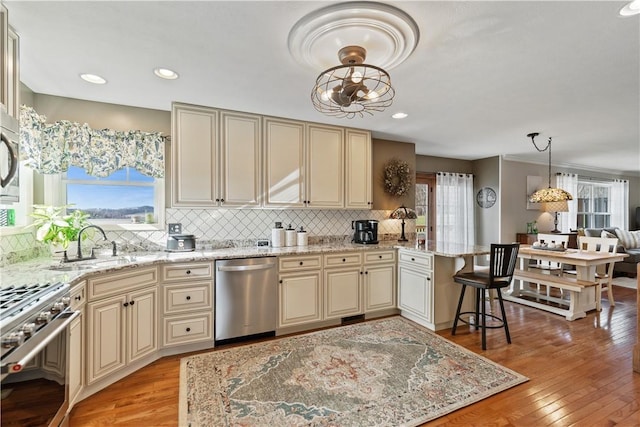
[503,245,628,320]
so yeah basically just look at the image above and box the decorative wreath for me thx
[383,159,413,197]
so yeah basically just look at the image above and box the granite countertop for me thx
[1,240,489,288]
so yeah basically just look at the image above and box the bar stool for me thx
[452,243,519,350]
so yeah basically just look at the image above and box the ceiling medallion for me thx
[288,2,420,71]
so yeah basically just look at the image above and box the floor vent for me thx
[341,314,365,325]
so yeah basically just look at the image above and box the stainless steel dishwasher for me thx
[215,257,277,342]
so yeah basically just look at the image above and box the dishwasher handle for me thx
[217,263,275,272]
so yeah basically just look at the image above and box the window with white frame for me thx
[576,180,611,228]
[47,166,164,226]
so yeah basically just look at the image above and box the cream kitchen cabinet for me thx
[1,5,19,118]
[86,267,158,385]
[363,250,396,312]
[264,118,344,208]
[160,262,214,347]
[345,129,372,209]
[68,282,86,406]
[171,103,261,207]
[323,252,363,319]
[306,123,344,208]
[278,255,323,327]
[397,249,433,324]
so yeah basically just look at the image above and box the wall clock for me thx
[476,187,496,208]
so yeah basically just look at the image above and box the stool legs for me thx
[480,288,486,350]
[451,284,467,335]
[496,289,511,344]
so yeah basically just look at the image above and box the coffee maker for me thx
[352,220,379,244]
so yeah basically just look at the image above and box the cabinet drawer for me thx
[87,266,158,300]
[70,281,86,310]
[398,250,433,271]
[364,250,396,264]
[279,255,322,272]
[163,313,213,347]
[161,262,213,282]
[324,252,362,268]
[163,281,213,314]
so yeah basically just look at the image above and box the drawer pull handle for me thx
[186,327,191,332]
[75,295,82,301]
[186,270,191,275]
[186,296,191,300]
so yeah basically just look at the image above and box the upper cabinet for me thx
[172,103,262,207]
[1,5,20,118]
[173,102,371,210]
[345,129,372,209]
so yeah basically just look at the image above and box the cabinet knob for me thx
[220,198,225,202]
[186,327,191,332]
[279,279,283,284]
[123,302,129,307]
[427,277,431,281]
[378,255,382,259]
[411,258,415,261]
[186,270,191,275]
[130,300,135,305]
[299,261,303,266]
[342,258,346,262]
[75,295,82,301]
[360,271,363,275]
[186,296,191,300]
[215,198,220,202]
[365,271,368,274]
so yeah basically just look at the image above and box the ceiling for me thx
[6,1,640,175]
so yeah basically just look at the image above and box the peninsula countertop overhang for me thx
[1,240,490,288]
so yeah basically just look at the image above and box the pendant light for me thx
[527,132,573,203]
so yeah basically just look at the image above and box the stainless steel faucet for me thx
[72,225,117,261]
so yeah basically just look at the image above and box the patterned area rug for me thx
[179,317,527,426]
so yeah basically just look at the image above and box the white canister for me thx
[285,224,296,247]
[297,226,308,247]
[271,222,285,248]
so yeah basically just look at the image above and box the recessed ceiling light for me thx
[392,112,408,119]
[80,73,106,84]
[154,68,179,80]
[620,0,640,16]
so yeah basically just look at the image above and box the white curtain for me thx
[436,172,475,246]
[610,179,629,229]
[556,173,578,232]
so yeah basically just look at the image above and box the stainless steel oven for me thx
[0,107,19,204]
[1,282,79,427]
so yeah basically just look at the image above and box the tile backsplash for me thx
[0,208,415,266]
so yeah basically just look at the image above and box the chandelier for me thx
[527,132,573,203]
[311,46,395,119]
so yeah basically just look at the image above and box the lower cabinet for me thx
[68,282,85,406]
[85,267,158,385]
[397,249,433,323]
[324,266,362,319]
[363,250,396,312]
[160,262,214,347]
[278,255,323,328]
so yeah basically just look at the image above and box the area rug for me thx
[612,276,637,289]
[179,316,527,426]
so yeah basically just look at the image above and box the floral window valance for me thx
[19,105,165,178]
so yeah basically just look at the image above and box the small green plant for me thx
[28,204,91,249]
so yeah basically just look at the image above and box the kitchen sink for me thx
[48,256,137,272]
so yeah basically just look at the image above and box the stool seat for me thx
[452,243,519,350]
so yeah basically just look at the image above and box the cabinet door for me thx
[128,287,157,363]
[68,314,83,406]
[307,124,344,208]
[345,129,372,209]
[87,296,126,384]
[220,111,261,206]
[6,26,19,118]
[171,103,219,206]
[263,117,305,207]
[365,263,396,312]
[0,5,7,111]
[398,264,432,322]
[324,267,362,319]
[278,271,322,327]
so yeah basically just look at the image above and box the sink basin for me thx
[48,256,137,272]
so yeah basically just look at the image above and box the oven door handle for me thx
[1,310,80,376]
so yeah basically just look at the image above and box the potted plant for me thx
[28,204,91,255]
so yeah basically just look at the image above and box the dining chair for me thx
[527,233,570,299]
[564,236,619,311]
[452,243,519,350]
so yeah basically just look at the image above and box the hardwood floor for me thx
[69,286,639,426]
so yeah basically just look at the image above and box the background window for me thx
[63,166,157,223]
[576,181,611,228]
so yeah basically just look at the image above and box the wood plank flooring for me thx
[69,286,639,426]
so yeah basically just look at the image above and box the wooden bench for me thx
[503,269,598,321]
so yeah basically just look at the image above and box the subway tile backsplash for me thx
[0,208,415,266]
